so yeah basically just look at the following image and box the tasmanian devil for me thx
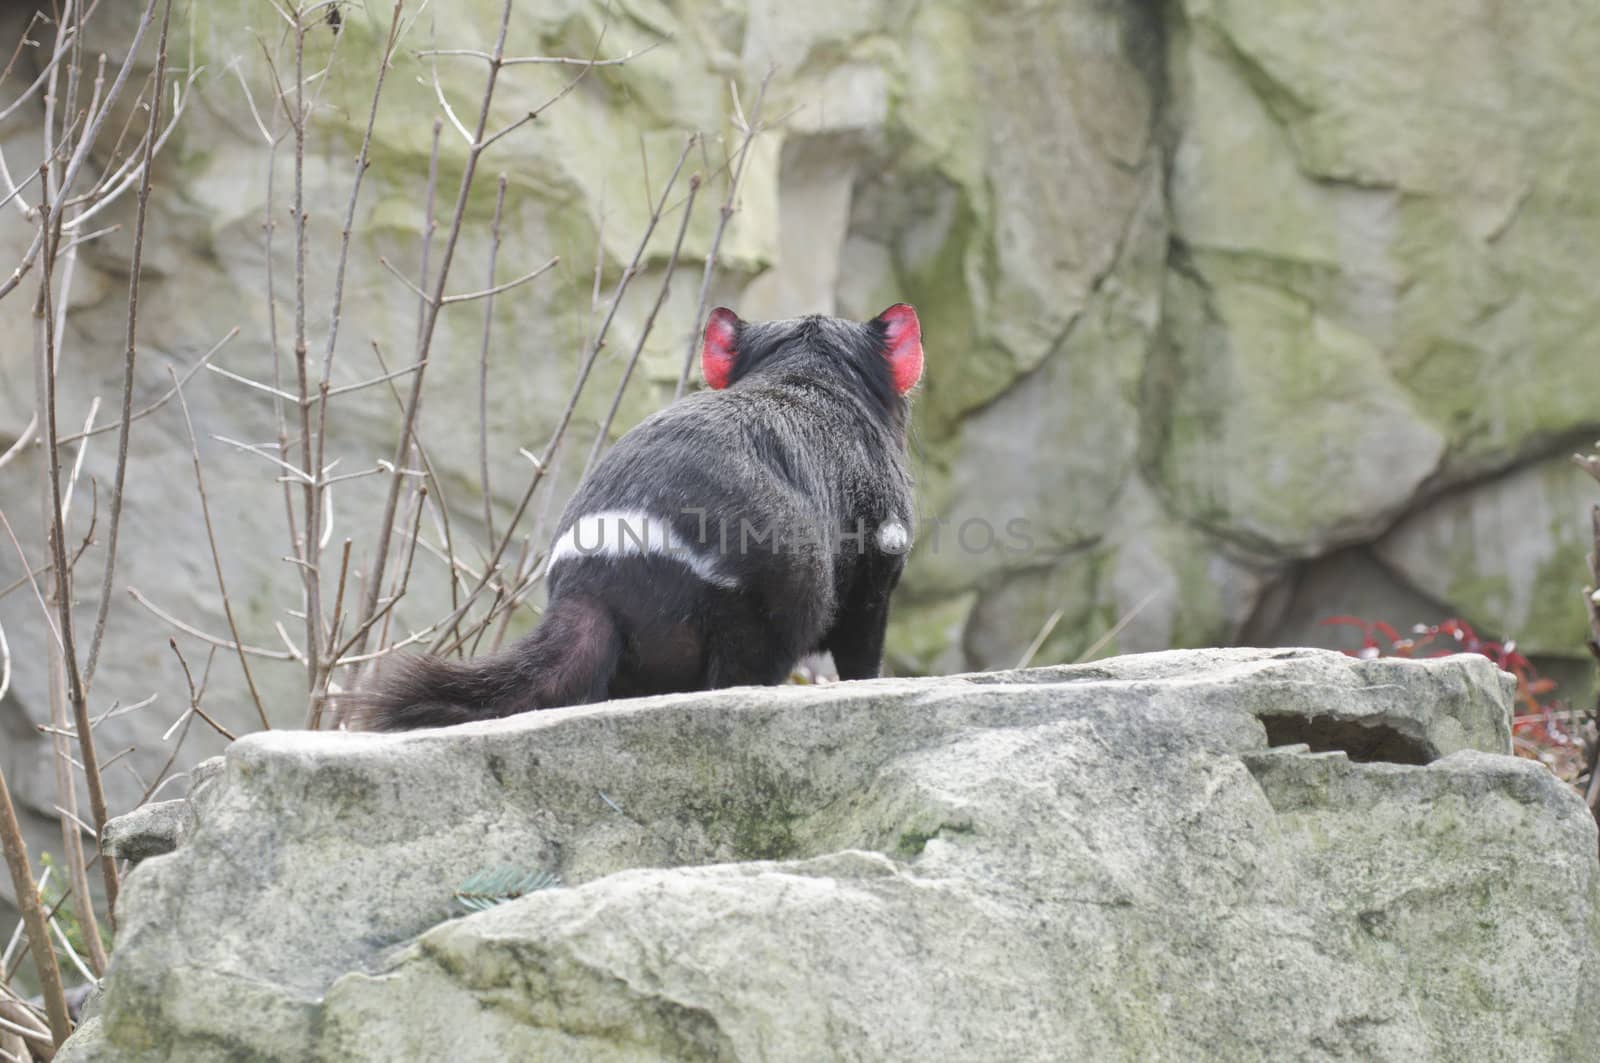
[354,304,924,731]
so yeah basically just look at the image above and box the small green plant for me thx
[452,866,563,913]
[37,853,112,977]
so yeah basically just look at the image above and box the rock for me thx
[1172,0,1600,475]
[100,800,196,866]
[7,0,1600,941]
[1375,456,1597,656]
[61,649,1597,1061]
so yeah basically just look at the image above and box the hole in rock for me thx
[1261,716,1434,766]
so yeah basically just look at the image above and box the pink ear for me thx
[877,304,923,394]
[701,307,740,390]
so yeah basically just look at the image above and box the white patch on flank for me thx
[876,519,910,555]
[549,509,738,589]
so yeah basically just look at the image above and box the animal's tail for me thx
[347,595,622,732]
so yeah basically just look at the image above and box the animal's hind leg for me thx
[700,594,798,690]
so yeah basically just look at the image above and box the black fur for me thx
[352,309,918,731]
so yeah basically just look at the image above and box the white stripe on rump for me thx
[548,510,738,589]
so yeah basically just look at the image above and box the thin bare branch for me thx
[1075,590,1163,665]
[59,396,100,525]
[0,507,63,651]
[140,645,212,805]
[1016,608,1066,671]
[416,39,664,67]
[676,73,772,398]
[0,763,71,1047]
[83,0,173,692]
[427,58,472,145]
[321,360,422,401]
[168,640,236,742]
[0,13,77,123]
[287,9,321,700]
[351,1,516,660]
[478,175,508,542]
[58,327,240,445]
[0,0,163,305]
[126,588,295,660]
[440,255,558,304]
[209,434,314,483]
[0,412,36,472]
[204,363,301,403]
[169,368,271,730]
[376,254,430,302]
[0,162,42,215]
[45,907,96,986]
[584,139,699,479]
[430,102,689,651]
[305,2,406,712]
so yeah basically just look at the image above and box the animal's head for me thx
[699,305,924,420]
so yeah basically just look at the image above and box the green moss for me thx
[1524,541,1590,652]
[678,763,809,862]
[894,821,974,858]
[898,194,1017,440]
[730,798,802,863]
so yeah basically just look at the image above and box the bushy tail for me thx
[347,596,622,732]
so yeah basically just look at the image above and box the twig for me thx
[0,412,36,472]
[45,908,96,986]
[168,640,236,742]
[583,144,699,480]
[169,368,271,730]
[330,486,426,666]
[304,0,406,713]
[676,73,771,398]
[126,587,295,660]
[428,56,472,145]
[439,257,558,304]
[0,508,62,651]
[287,10,322,702]
[307,536,353,729]
[35,170,121,930]
[0,0,162,305]
[429,112,685,651]
[1075,590,1163,664]
[376,254,430,302]
[64,72,196,232]
[57,327,239,445]
[1016,607,1066,671]
[415,40,663,67]
[0,11,75,120]
[204,363,300,403]
[0,761,71,1047]
[257,34,301,660]
[352,0,516,660]
[478,175,508,542]
[58,397,100,525]
[140,646,211,805]
[321,360,423,400]
[209,433,314,483]
[83,0,174,692]
[415,118,441,341]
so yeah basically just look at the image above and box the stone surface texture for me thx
[57,649,1600,1061]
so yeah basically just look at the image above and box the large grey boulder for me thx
[59,648,1600,1061]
